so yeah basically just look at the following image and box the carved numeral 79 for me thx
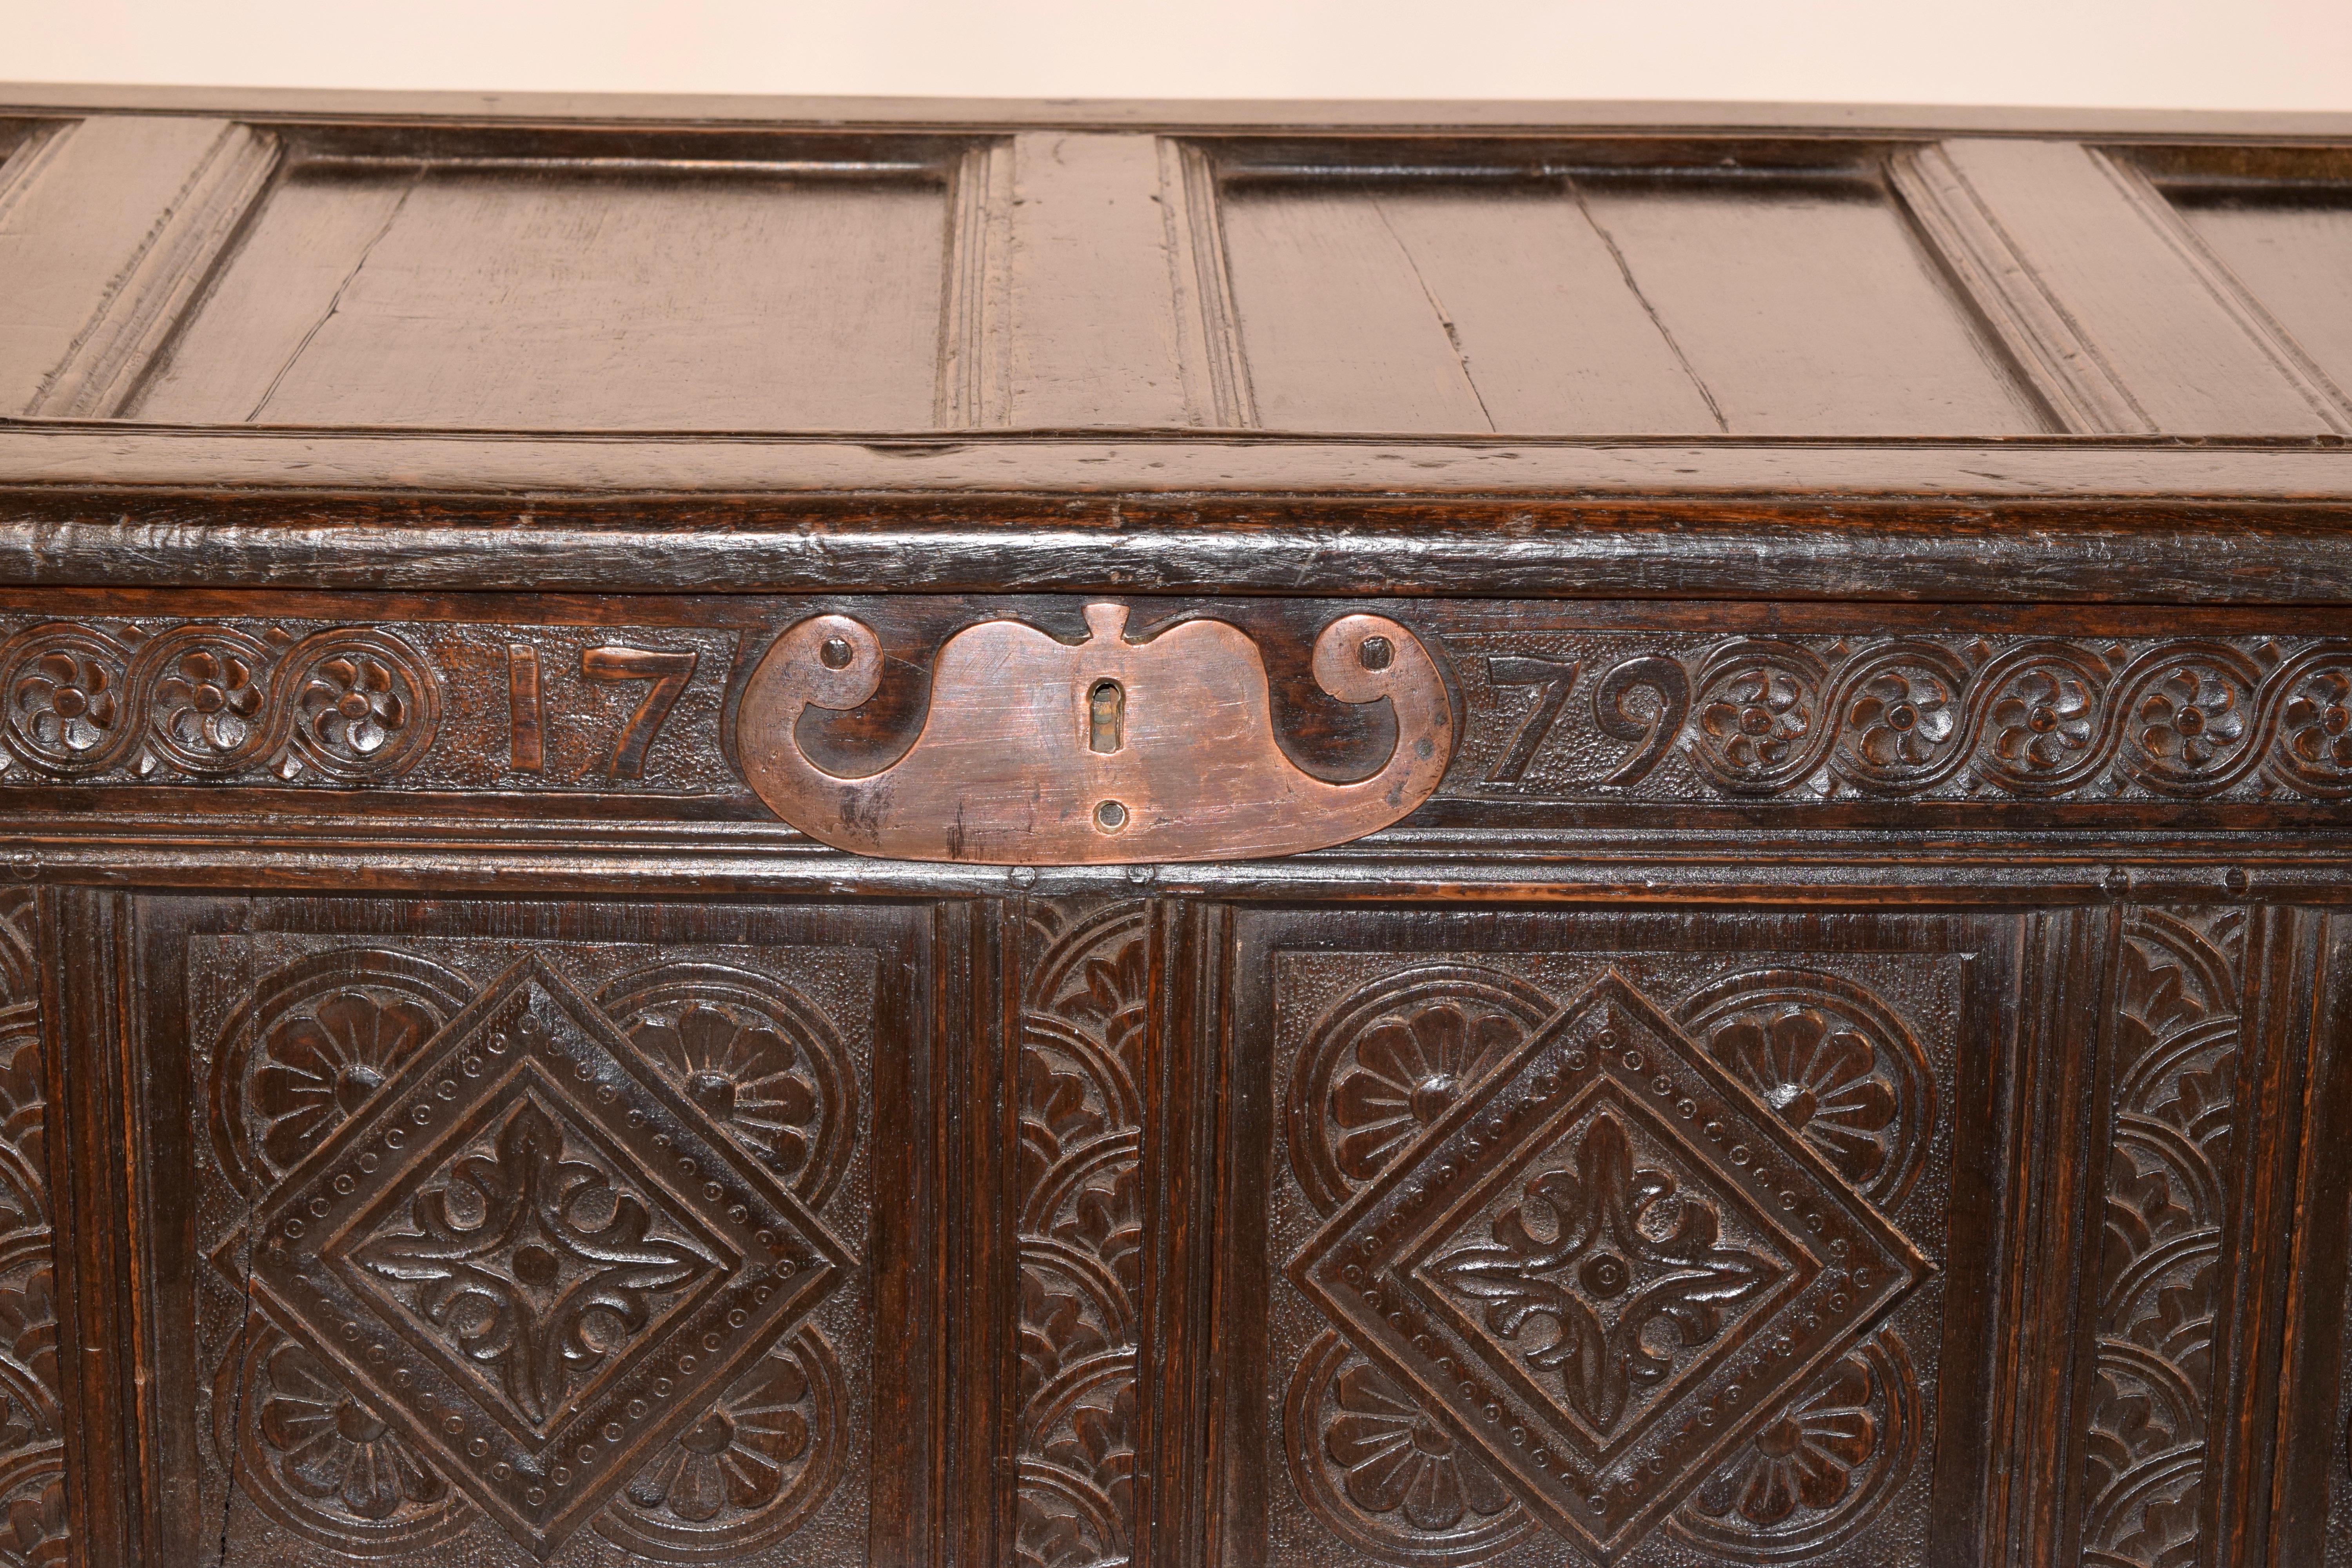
[581,646,699,780]
[1485,655,1581,782]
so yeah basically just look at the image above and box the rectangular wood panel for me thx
[1209,906,2007,1568]
[2165,188,2352,417]
[1216,169,2046,436]
[133,162,953,430]
[96,893,947,1567]
[1929,140,2342,436]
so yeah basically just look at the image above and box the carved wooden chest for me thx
[1,85,2350,1568]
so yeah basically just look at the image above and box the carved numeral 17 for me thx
[1485,655,1581,782]
[581,646,699,780]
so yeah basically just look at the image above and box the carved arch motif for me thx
[1015,903,1149,1568]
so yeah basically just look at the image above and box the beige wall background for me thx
[4,0,2348,109]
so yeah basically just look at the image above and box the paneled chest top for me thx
[0,85,2349,1568]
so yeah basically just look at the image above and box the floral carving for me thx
[1325,1356,1513,1530]
[258,1338,453,1523]
[2132,664,2248,775]
[216,1320,475,1556]
[595,1327,846,1560]
[1290,971,1929,1562]
[1452,631,2352,802]
[1,628,131,774]
[630,1005,819,1177]
[1681,969,1934,1209]
[1989,666,2099,775]
[1331,1000,1524,1182]
[1429,1111,1781,1436]
[11,652,118,759]
[601,963,859,1210]
[1845,666,1958,770]
[2274,658,2352,794]
[153,643,265,762]
[297,652,412,762]
[1289,966,1558,1216]
[1671,1330,1919,1559]
[252,990,440,1176]
[352,1096,719,1431]
[1699,664,1813,774]
[1708,1010,1893,1186]
[0,619,444,783]
[1283,1332,1539,1565]
[210,948,475,1193]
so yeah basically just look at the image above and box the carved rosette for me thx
[1677,970,1936,1210]
[1283,963,1933,1565]
[2266,646,2352,797]
[0,896,62,1568]
[1668,1329,1920,1561]
[214,1319,478,1557]
[205,945,858,1563]
[1287,965,1558,1216]
[1,625,134,777]
[1691,642,1830,794]
[1016,904,1149,1568]
[600,964,860,1209]
[2078,909,2241,1568]
[1456,630,2352,804]
[1284,1332,1541,1564]
[593,1326,848,1562]
[0,620,443,785]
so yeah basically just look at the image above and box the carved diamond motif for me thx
[245,955,853,1558]
[1290,972,1927,1564]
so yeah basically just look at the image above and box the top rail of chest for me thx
[0,89,2350,598]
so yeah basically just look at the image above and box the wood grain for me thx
[0,94,2347,1568]
[0,116,255,414]
[137,162,952,429]
[1932,139,2343,436]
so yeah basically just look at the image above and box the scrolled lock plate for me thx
[737,603,1454,863]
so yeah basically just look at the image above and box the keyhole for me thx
[1089,680,1125,754]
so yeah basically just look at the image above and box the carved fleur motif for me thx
[1429,1112,1781,1437]
[154,646,265,757]
[352,1096,719,1431]
[257,1338,453,1524]
[1845,667,1958,769]
[1704,1006,1898,1194]
[1332,1001,1524,1182]
[298,652,412,761]
[1324,1357,1514,1532]
[1699,665,1812,772]
[252,990,440,1175]
[627,1002,821,1180]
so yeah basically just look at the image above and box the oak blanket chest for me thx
[0,85,2350,1568]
